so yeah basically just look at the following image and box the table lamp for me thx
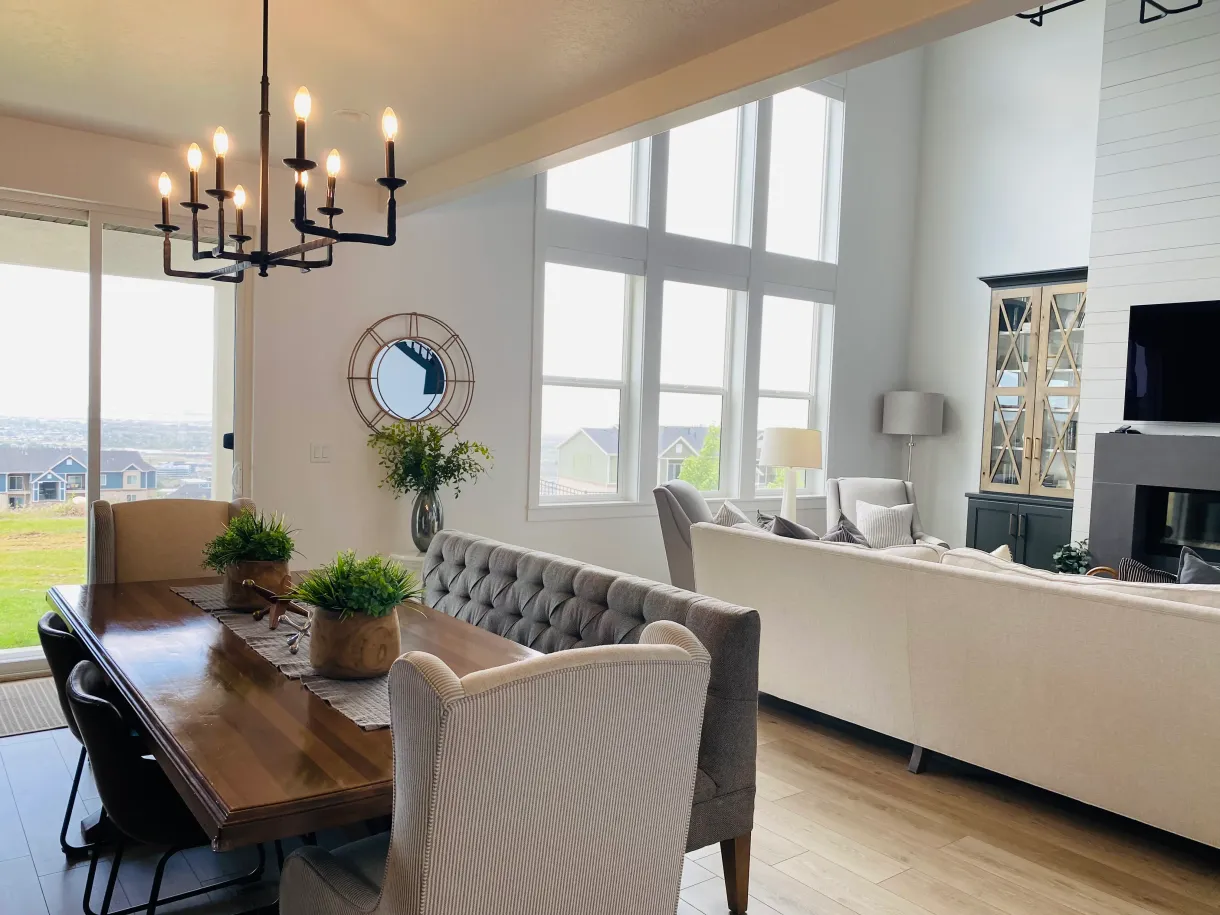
[882,391,944,482]
[760,427,823,520]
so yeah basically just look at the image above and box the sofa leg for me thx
[720,832,751,914]
[908,745,928,775]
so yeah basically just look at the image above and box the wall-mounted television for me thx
[1125,300,1220,423]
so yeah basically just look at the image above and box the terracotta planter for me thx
[309,607,401,679]
[223,560,292,610]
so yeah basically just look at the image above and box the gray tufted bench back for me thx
[423,529,760,851]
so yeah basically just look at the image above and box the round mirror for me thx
[348,313,475,430]
[370,339,447,420]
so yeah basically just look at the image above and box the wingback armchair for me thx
[826,477,947,548]
[652,479,714,591]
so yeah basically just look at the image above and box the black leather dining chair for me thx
[66,660,266,915]
[37,611,100,855]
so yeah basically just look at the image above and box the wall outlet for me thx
[310,443,332,464]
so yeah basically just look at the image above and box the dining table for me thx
[47,577,538,851]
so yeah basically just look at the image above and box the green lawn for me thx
[0,512,86,649]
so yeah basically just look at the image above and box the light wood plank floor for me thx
[2,704,1218,914]
[679,702,1220,915]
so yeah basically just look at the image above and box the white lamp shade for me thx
[882,391,944,437]
[760,427,823,469]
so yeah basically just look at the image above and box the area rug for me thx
[0,676,65,738]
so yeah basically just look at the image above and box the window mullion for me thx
[637,132,669,498]
[740,97,771,500]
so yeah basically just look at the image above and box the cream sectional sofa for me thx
[690,522,1220,849]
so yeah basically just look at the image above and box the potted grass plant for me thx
[367,420,492,553]
[289,551,422,679]
[202,509,296,608]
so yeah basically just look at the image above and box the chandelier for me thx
[153,0,405,283]
[1018,0,1201,26]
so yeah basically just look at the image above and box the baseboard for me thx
[0,646,49,683]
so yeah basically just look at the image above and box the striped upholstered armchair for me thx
[280,621,711,915]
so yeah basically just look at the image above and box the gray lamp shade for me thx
[882,391,944,437]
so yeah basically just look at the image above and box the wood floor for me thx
[1,704,1218,914]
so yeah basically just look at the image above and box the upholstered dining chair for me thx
[88,497,255,584]
[653,480,714,590]
[66,660,266,915]
[825,477,948,548]
[280,620,712,915]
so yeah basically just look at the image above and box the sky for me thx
[0,262,219,423]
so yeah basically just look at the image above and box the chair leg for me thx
[720,832,751,915]
[98,841,124,915]
[86,844,267,915]
[60,745,91,856]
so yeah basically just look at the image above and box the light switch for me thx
[310,443,331,463]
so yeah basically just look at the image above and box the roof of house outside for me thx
[0,446,155,475]
[573,426,709,457]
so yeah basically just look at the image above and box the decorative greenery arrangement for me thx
[367,421,492,497]
[202,510,296,572]
[290,551,421,619]
[1052,539,1091,575]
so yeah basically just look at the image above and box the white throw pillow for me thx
[991,544,1013,562]
[855,501,915,549]
[711,500,750,527]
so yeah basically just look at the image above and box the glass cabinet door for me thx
[1031,283,1085,497]
[980,288,1039,494]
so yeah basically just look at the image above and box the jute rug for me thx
[0,676,66,738]
[172,583,390,730]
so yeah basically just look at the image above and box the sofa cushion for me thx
[822,516,869,546]
[1179,547,1220,584]
[767,516,819,540]
[856,501,915,548]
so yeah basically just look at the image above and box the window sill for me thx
[0,646,50,683]
[527,493,824,523]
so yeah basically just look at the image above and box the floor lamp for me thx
[882,391,944,482]
[760,428,823,520]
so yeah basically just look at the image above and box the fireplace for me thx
[1090,433,1220,572]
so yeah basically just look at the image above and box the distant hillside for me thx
[0,416,212,453]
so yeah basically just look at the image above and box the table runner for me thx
[171,583,390,730]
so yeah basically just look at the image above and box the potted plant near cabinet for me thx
[202,510,296,608]
[368,420,492,553]
[289,551,422,679]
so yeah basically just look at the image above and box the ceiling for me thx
[0,0,836,180]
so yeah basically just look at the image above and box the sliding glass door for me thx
[0,205,244,650]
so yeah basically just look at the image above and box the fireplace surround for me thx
[1090,433,1220,572]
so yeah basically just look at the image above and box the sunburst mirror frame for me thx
[347,313,475,431]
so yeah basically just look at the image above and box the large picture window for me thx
[531,81,844,513]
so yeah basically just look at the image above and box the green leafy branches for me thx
[289,551,421,619]
[367,421,492,498]
[202,510,296,572]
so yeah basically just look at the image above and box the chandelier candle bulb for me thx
[325,149,340,208]
[187,143,202,203]
[382,107,397,178]
[158,172,171,225]
[293,87,310,159]
[233,184,246,237]
[212,127,228,190]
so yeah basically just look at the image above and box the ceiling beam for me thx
[399,0,1031,213]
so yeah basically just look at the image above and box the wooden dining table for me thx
[47,577,538,851]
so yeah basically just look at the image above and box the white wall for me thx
[1072,0,1220,541]
[906,3,1105,545]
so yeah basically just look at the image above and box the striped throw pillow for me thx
[855,501,915,549]
[1118,557,1177,584]
[711,500,750,527]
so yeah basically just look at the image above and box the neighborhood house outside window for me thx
[534,82,842,507]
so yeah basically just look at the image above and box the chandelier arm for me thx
[292,195,399,247]
[1015,0,1089,24]
[162,234,244,283]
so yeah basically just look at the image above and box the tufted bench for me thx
[423,530,760,914]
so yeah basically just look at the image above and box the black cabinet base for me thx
[966,492,1073,571]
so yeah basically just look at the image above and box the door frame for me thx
[0,191,255,677]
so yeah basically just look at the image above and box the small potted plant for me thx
[1052,539,1091,575]
[202,510,296,608]
[289,551,421,679]
[367,420,492,553]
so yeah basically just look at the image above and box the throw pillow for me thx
[1179,547,1220,584]
[711,500,750,528]
[1118,557,1177,584]
[822,516,869,546]
[767,515,819,540]
[855,501,916,549]
[990,544,1013,562]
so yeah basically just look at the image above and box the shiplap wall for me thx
[1073,0,1220,540]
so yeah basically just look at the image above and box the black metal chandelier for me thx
[1018,0,1202,26]
[153,0,405,283]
